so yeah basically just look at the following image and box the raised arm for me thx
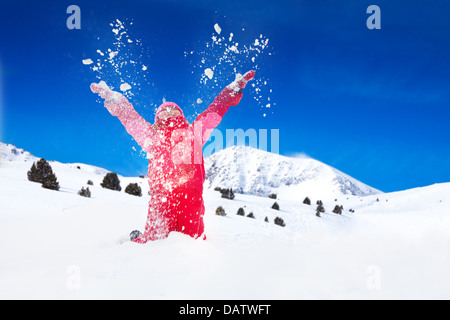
[194,71,255,146]
[91,81,154,152]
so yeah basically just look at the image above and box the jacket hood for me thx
[155,102,184,122]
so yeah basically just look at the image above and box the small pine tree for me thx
[264,216,269,222]
[221,188,235,200]
[27,163,40,182]
[237,207,245,216]
[316,203,325,217]
[78,186,91,198]
[303,197,311,205]
[101,172,121,191]
[42,172,60,191]
[125,183,142,197]
[332,205,343,215]
[215,206,226,216]
[87,180,94,186]
[271,202,280,210]
[247,212,255,219]
[268,193,277,199]
[27,158,53,183]
[274,217,286,227]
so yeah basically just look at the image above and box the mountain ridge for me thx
[204,145,381,199]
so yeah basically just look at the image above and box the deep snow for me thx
[1,142,450,299]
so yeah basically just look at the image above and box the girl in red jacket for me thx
[91,71,255,243]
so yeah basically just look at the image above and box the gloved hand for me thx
[90,81,127,116]
[220,70,255,106]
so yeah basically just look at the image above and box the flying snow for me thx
[185,22,275,117]
[120,83,132,92]
[82,19,152,104]
[214,23,222,35]
[204,68,214,80]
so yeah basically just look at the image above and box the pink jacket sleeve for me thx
[108,96,154,152]
[193,87,240,146]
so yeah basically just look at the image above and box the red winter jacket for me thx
[104,87,241,195]
[90,71,254,196]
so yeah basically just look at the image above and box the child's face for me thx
[158,107,181,120]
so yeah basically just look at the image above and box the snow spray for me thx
[185,23,275,118]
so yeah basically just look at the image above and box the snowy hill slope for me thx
[204,146,380,199]
[1,142,450,299]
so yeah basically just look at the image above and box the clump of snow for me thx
[108,51,118,59]
[82,59,93,65]
[120,83,132,92]
[214,23,221,35]
[204,68,214,80]
[196,98,203,104]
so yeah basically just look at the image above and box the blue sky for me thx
[1,0,449,192]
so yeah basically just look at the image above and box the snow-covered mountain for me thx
[204,146,380,199]
[0,142,37,163]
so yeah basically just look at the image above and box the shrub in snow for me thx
[265,216,269,222]
[274,217,286,227]
[316,200,323,205]
[78,187,91,198]
[101,172,121,191]
[237,207,245,216]
[247,212,255,219]
[271,202,279,210]
[125,183,142,197]
[27,158,60,191]
[316,203,325,217]
[268,193,277,199]
[303,197,311,205]
[27,158,53,183]
[221,188,235,200]
[332,205,343,215]
[42,172,60,191]
[27,163,40,182]
[214,187,222,192]
[215,206,226,216]
[87,180,94,186]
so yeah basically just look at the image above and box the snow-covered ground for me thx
[1,143,450,299]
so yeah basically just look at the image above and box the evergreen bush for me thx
[42,172,60,191]
[27,158,53,183]
[332,205,343,214]
[274,217,286,227]
[101,172,121,191]
[125,183,142,197]
[215,206,226,216]
[221,188,235,200]
[78,186,91,198]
